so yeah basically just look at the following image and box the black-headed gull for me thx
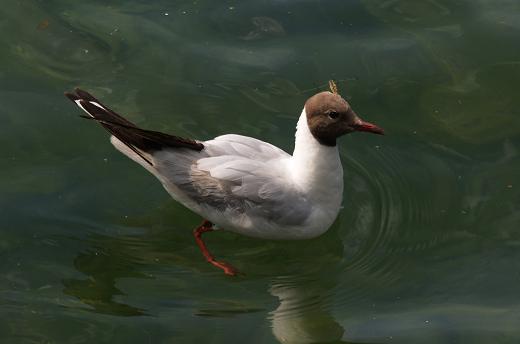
[65,82,383,275]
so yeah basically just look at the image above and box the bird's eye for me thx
[328,111,339,119]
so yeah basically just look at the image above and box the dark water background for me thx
[1,0,520,343]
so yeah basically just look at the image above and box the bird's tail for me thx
[65,88,203,166]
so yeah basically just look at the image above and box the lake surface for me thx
[1,0,520,343]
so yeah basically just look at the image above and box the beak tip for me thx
[354,121,385,135]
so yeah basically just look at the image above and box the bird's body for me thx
[111,110,343,240]
[65,85,383,274]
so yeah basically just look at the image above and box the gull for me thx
[65,82,383,275]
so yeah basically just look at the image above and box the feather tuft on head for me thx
[328,80,339,94]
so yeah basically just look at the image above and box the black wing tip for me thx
[64,88,97,102]
[75,88,96,101]
[64,87,205,155]
[79,100,106,118]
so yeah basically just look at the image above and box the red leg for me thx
[193,220,239,276]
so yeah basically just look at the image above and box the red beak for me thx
[353,120,385,135]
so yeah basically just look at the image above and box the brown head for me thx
[305,91,384,146]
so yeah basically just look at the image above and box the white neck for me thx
[289,109,344,203]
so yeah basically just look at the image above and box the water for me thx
[1,0,520,342]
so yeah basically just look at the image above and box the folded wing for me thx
[153,135,311,225]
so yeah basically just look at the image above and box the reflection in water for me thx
[270,276,345,344]
[62,234,149,316]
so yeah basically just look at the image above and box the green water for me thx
[1,0,520,343]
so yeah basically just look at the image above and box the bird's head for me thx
[304,83,384,146]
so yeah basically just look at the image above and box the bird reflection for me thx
[264,216,377,344]
[270,276,345,343]
[270,275,378,344]
[62,233,149,316]
[267,241,376,344]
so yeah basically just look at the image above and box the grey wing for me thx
[151,135,311,226]
[203,134,291,160]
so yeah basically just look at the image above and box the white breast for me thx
[284,110,344,238]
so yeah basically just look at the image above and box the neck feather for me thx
[290,110,343,196]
